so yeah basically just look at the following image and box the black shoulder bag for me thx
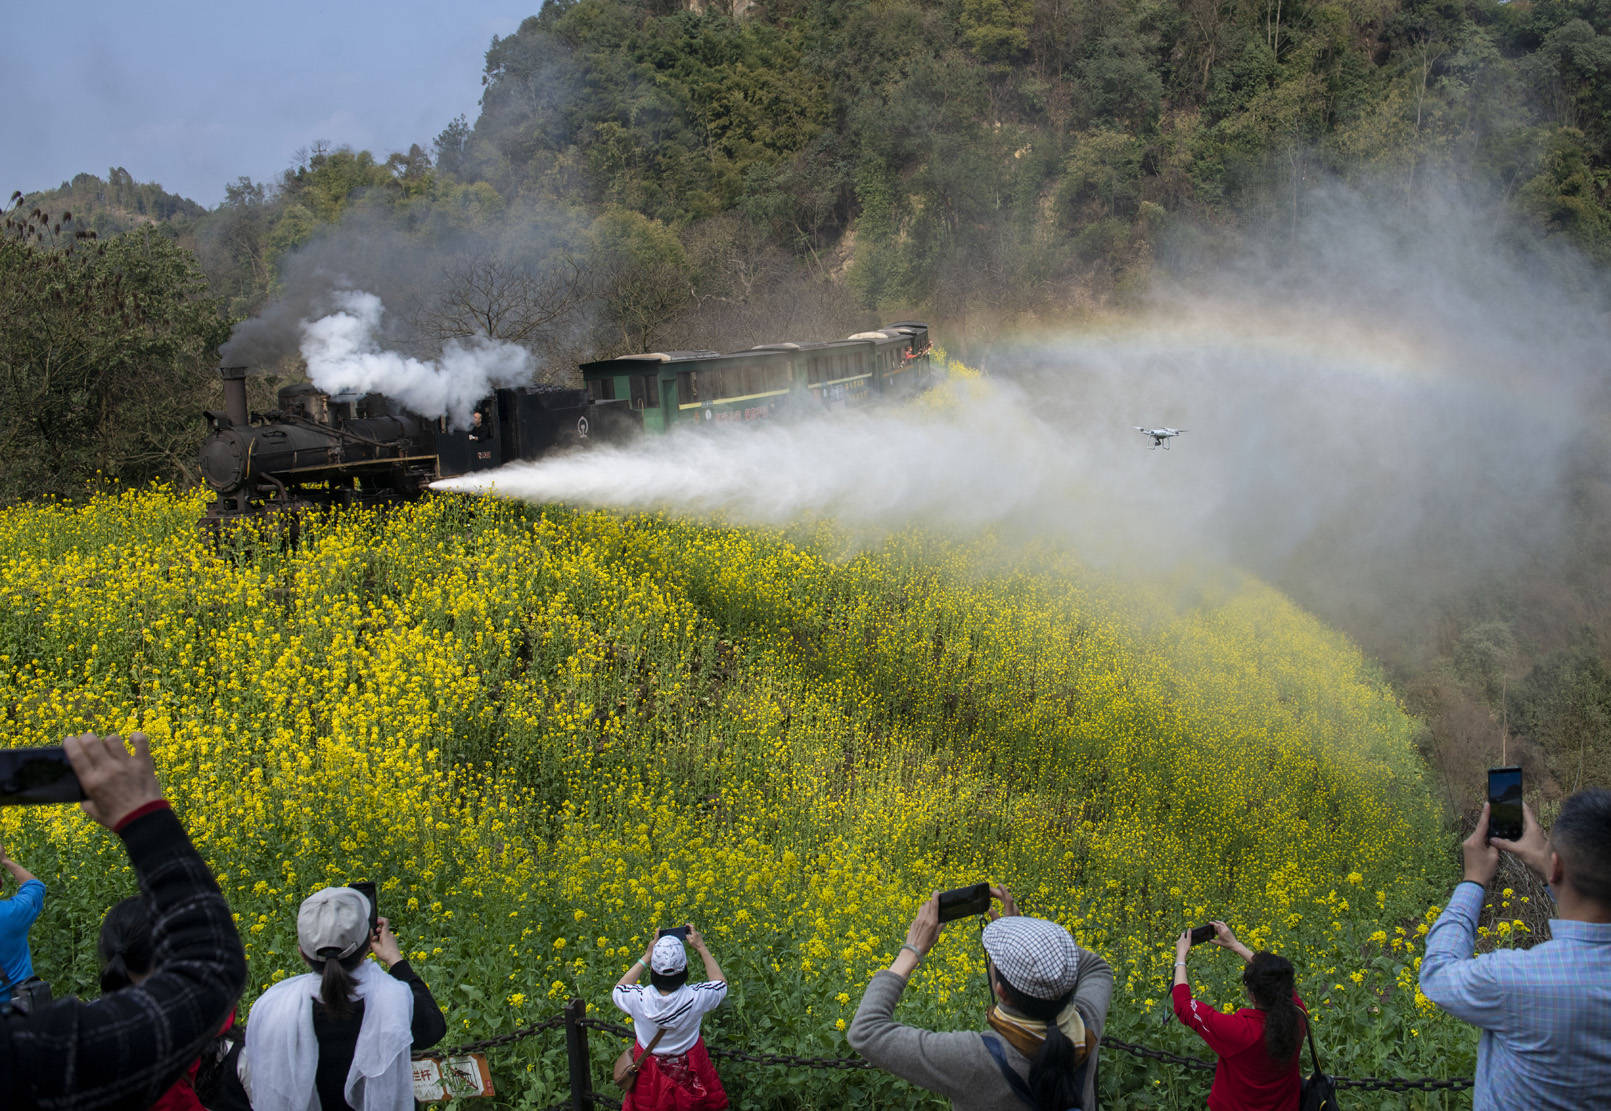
[0,970,51,1017]
[1299,1018,1339,1111]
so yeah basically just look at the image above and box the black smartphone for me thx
[0,747,86,806]
[1189,924,1217,946]
[1487,766,1524,842]
[350,881,379,936]
[660,924,689,941]
[937,883,992,923]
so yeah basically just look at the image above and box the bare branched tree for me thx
[418,249,592,351]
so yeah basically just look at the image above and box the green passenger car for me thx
[579,323,932,433]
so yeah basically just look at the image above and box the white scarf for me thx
[244,958,415,1111]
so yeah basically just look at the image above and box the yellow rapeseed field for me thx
[0,487,1478,1107]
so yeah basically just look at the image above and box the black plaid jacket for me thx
[0,804,247,1110]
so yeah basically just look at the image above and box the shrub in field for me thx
[0,489,1481,1107]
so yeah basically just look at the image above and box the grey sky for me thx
[2,2,537,208]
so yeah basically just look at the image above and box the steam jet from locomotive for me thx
[1135,426,1187,449]
[199,322,931,521]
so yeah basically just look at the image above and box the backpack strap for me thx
[982,1035,1038,1109]
[1304,1013,1323,1074]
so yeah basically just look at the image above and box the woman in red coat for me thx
[1171,922,1305,1111]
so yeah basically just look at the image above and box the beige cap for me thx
[297,886,371,961]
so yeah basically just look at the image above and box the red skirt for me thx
[622,1035,728,1111]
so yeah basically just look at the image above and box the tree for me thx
[433,116,472,179]
[961,0,1033,68]
[417,249,591,361]
[1510,646,1611,790]
[194,177,274,318]
[588,207,693,353]
[0,196,231,502]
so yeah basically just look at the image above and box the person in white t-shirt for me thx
[612,926,729,1110]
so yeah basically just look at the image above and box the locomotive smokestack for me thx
[220,366,249,427]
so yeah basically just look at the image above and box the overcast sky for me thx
[2,2,538,208]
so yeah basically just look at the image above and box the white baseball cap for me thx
[651,935,688,975]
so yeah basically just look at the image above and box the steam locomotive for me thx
[199,367,638,521]
[199,321,931,521]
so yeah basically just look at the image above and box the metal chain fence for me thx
[434,1000,1472,1106]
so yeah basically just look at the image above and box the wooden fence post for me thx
[564,997,592,1110]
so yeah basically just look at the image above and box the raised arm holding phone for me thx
[848,883,1112,1111]
[610,923,729,1111]
[0,838,47,1011]
[1419,787,1611,1109]
[1170,921,1306,1111]
[2,732,248,1110]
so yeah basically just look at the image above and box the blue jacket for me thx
[0,878,45,1004]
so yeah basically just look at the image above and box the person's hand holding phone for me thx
[1462,802,1501,887]
[66,732,162,830]
[371,916,403,968]
[685,924,707,953]
[1492,802,1551,879]
[1211,920,1255,962]
[987,884,1020,921]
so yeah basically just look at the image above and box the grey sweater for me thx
[847,949,1113,1110]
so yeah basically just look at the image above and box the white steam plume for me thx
[434,378,1213,565]
[300,291,534,427]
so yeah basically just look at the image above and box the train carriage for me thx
[580,322,931,431]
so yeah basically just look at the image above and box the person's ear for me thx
[1549,850,1565,889]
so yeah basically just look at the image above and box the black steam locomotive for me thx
[199,367,639,521]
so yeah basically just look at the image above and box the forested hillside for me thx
[25,0,1611,344]
[24,169,205,238]
[452,0,1611,320]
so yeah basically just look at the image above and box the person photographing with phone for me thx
[0,839,47,1012]
[242,886,447,1111]
[1419,786,1611,1109]
[848,884,1112,1111]
[3,731,247,1109]
[1170,922,1305,1111]
[611,924,729,1111]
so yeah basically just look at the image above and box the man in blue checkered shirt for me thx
[1420,788,1611,1110]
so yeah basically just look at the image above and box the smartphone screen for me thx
[660,924,689,941]
[1189,924,1217,946]
[350,881,379,935]
[1488,766,1523,841]
[937,883,992,923]
[0,747,86,806]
